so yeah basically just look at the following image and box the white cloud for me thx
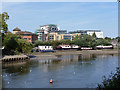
[3,0,117,2]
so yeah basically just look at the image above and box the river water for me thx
[2,54,118,88]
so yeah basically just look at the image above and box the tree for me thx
[92,32,97,38]
[3,33,19,51]
[0,12,9,33]
[98,67,120,89]
[59,39,71,45]
[2,33,33,55]
[115,37,120,43]
[34,40,52,47]
[96,38,111,46]
[105,37,111,42]
[16,39,33,53]
[52,40,60,49]
[73,34,96,47]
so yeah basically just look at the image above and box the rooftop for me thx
[69,30,101,33]
[13,27,21,31]
[16,31,37,35]
[40,24,57,27]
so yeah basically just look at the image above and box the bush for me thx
[97,67,120,89]
[2,33,33,55]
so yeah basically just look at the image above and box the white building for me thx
[69,30,103,38]
[35,24,59,41]
[86,30,103,38]
[40,24,59,32]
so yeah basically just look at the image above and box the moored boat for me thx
[81,47,93,50]
[38,46,55,52]
[96,45,113,49]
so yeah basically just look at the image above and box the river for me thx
[2,54,118,88]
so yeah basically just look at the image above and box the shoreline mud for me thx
[0,50,119,61]
[29,49,119,60]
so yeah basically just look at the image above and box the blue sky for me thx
[2,2,118,38]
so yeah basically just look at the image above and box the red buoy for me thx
[50,79,53,83]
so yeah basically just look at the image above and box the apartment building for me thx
[36,24,59,41]
[69,30,103,38]
[13,27,38,43]
[49,32,81,41]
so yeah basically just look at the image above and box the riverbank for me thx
[1,49,118,61]
[0,55,29,62]
[29,49,118,60]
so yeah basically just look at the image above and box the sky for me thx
[1,2,118,38]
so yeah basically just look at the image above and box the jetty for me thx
[0,55,30,62]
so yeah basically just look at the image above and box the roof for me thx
[13,27,21,31]
[16,31,37,35]
[47,24,57,27]
[6,30,12,34]
[69,30,101,34]
[40,24,57,27]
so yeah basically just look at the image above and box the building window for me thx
[50,35,54,40]
[64,35,71,40]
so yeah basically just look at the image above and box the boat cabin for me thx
[38,46,53,50]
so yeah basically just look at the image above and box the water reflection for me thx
[2,54,118,88]
[2,60,39,76]
[2,54,116,74]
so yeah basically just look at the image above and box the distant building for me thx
[36,24,60,41]
[49,32,81,41]
[40,24,59,32]
[13,27,38,43]
[50,30,67,34]
[69,30,103,38]
[36,24,104,41]
[111,39,118,47]
[13,27,21,34]
[35,29,45,41]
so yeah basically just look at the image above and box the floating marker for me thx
[50,79,53,83]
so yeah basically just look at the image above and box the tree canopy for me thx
[2,33,33,55]
[0,12,9,33]
[92,32,97,38]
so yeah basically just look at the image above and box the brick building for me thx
[13,27,38,43]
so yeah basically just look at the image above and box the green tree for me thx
[16,39,33,53]
[105,37,111,42]
[59,39,71,45]
[73,34,96,47]
[98,67,120,89]
[34,40,52,47]
[0,12,9,33]
[2,33,33,55]
[3,34,19,51]
[96,38,111,46]
[92,32,97,38]
[115,37,120,43]
[52,40,60,49]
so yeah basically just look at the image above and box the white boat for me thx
[38,46,54,52]
[81,47,93,50]
[96,45,113,49]
[56,44,81,50]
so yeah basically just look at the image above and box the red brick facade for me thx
[13,28,38,43]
